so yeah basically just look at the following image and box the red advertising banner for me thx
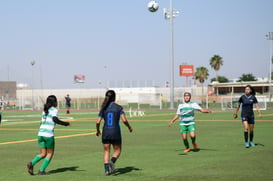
[74,75,85,83]
[180,65,194,76]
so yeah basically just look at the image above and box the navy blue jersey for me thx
[98,102,125,140]
[238,94,258,117]
[65,97,71,106]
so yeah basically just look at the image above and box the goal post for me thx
[221,96,267,111]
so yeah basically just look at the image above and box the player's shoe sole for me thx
[183,148,191,152]
[27,162,34,175]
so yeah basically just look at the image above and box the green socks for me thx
[31,155,43,165]
[31,155,52,172]
[191,136,196,143]
[40,157,51,172]
[183,139,189,148]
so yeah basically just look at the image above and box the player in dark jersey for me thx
[64,94,71,115]
[96,90,133,176]
[234,85,262,148]
[0,99,2,124]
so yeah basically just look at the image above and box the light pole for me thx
[30,60,35,110]
[266,32,273,102]
[163,0,179,109]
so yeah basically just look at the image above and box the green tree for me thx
[211,76,229,83]
[237,73,257,82]
[209,55,223,82]
[195,66,209,98]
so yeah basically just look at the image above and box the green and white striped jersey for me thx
[38,107,58,137]
[176,102,202,126]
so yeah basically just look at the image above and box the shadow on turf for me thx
[255,143,265,147]
[48,166,84,174]
[112,166,141,176]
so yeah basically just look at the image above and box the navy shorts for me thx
[242,116,255,124]
[102,136,122,145]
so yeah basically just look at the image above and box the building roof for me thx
[209,81,271,88]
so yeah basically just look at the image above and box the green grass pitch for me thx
[0,110,273,181]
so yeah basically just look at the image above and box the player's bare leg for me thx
[110,144,121,173]
[243,121,250,148]
[27,148,47,175]
[190,132,198,149]
[103,144,111,175]
[38,148,54,175]
[249,124,255,147]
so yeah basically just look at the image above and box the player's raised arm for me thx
[52,116,70,126]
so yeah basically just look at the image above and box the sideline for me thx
[0,132,96,146]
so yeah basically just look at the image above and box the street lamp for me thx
[266,32,273,102]
[163,0,179,109]
[30,60,35,110]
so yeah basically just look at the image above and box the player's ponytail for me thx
[246,85,256,96]
[100,90,116,112]
[44,95,58,115]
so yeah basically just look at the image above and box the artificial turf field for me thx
[0,110,273,181]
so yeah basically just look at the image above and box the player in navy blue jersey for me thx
[96,90,133,176]
[64,94,71,115]
[234,85,262,148]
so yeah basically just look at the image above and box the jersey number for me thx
[107,112,114,128]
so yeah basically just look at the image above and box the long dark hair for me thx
[100,90,116,112]
[44,95,58,115]
[246,85,256,96]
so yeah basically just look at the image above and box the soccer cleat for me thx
[27,162,34,175]
[38,171,49,175]
[249,141,255,147]
[105,171,110,176]
[109,161,116,173]
[192,143,198,149]
[183,148,191,153]
[245,142,250,148]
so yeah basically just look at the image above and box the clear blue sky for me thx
[0,0,272,88]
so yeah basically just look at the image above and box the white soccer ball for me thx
[147,1,159,13]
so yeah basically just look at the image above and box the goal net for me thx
[221,96,267,111]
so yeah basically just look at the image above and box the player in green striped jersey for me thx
[27,95,71,175]
[169,92,212,152]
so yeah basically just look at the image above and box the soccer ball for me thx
[147,1,159,13]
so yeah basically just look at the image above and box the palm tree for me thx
[210,55,223,95]
[195,66,209,101]
[209,55,223,82]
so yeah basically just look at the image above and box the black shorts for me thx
[241,115,255,124]
[102,136,122,145]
